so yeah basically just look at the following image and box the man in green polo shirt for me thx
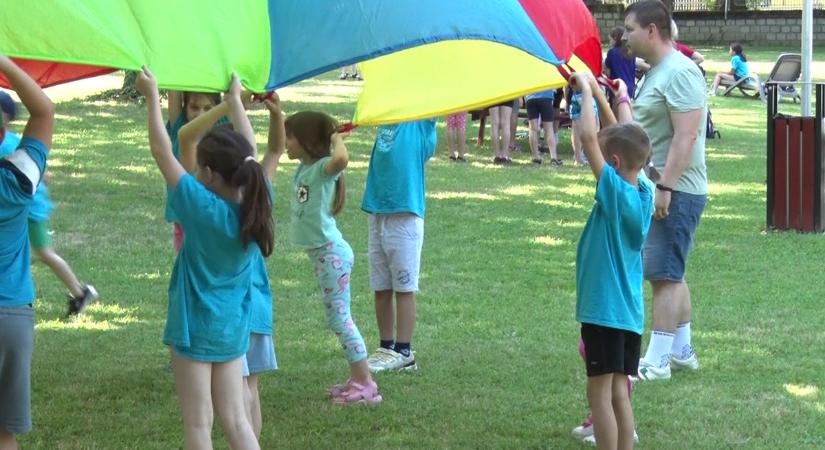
[623,0,708,381]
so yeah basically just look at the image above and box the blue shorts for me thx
[643,191,707,281]
[242,333,277,377]
[0,305,35,435]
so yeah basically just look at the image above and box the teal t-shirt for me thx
[0,132,52,222]
[290,156,343,249]
[164,174,256,362]
[731,54,749,79]
[576,166,654,335]
[0,136,48,306]
[164,115,230,223]
[634,51,707,195]
[361,120,437,218]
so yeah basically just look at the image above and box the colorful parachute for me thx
[0,0,601,126]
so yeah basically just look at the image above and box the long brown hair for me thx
[284,111,346,215]
[197,127,274,256]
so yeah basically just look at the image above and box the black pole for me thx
[815,84,823,232]
[766,83,778,230]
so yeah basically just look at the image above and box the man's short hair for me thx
[625,1,673,41]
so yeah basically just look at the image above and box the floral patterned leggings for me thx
[307,240,368,363]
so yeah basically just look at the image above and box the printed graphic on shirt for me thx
[297,185,309,203]
[375,124,399,153]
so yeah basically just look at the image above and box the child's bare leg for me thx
[212,358,259,450]
[350,358,372,386]
[0,428,18,450]
[587,373,618,450]
[543,122,558,160]
[33,248,83,297]
[458,125,466,157]
[171,352,215,450]
[500,107,513,159]
[446,128,457,157]
[244,375,262,439]
[612,374,635,450]
[528,119,540,159]
[489,107,502,158]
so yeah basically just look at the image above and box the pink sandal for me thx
[332,380,383,405]
[327,378,353,398]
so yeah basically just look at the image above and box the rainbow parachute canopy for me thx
[0,0,601,125]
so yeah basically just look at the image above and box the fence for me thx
[597,0,824,11]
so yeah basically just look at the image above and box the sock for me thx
[395,342,411,358]
[379,340,395,351]
[642,330,675,368]
[670,322,693,359]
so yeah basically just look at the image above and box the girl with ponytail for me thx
[137,67,272,449]
[281,110,382,405]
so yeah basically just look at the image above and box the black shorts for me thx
[526,98,554,122]
[553,88,564,108]
[580,323,641,377]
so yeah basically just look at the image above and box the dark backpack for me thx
[706,108,720,139]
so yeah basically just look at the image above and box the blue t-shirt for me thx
[731,54,749,79]
[0,132,53,222]
[164,174,257,362]
[290,156,343,249]
[361,120,437,218]
[604,47,637,98]
[526,89,556,101]
[0,137,48,306]
[576,166,654,335]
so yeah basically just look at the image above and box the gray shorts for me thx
[643,191,707,281]
[368,214,424,292]
[242,333,277,377]
[0,305,35,435]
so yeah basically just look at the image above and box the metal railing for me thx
[598,0,824,11]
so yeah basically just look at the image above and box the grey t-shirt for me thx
[634,51,708,195]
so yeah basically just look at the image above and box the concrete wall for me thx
[590,4,825,46]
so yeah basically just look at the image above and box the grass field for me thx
[12,47,825,449]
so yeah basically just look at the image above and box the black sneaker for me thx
[67,284,99,316]
[550,158,564,167]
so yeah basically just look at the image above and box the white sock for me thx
[670,322,693,359]
[642,330,674,368]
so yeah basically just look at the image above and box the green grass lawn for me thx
[14,50,825,449]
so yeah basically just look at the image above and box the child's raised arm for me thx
[225,75,256,154]
[570,73,605,181]
[588,76,617,128]
[135,66,185,188]
[262,94,285,181]
[323,132,349,176]
[177,102,230,173]
[167,91,183,125]
[608,78,633,124]
[0,55,54,148]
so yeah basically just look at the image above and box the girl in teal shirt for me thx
[137,68,273,450]
[280,111,382,405]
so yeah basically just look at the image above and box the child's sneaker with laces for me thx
[634,359,671,381]
[67,284,98,316]
[367,347,417,373]
[669,351,700,371]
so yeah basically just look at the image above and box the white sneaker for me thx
[571,417,593,440]
[669,351,700,371]
[634,359,671,381]
[582,430,639,446]
[366,347,417,373]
